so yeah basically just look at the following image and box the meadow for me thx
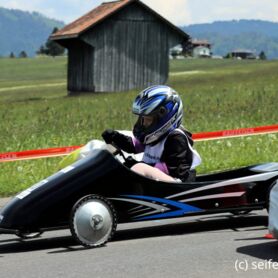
[0,56,278,196]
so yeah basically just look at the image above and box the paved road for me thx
[1,197,278,278]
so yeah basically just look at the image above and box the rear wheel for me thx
[70,195,117,248]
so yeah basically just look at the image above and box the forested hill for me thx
[1,7,278,59]
[182,20,278,59]
[0,7,64,57]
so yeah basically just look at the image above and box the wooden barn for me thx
[51,0,190,94]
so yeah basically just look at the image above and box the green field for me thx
[0,57,278,196]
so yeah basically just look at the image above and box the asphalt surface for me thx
[1,198,278,278]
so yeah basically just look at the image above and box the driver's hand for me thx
[101,129,118,144]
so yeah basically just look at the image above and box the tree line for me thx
[9,27,65,58]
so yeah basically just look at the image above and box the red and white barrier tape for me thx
[0,124,278,163]
[0,146,81,162]
[192,124,278,141]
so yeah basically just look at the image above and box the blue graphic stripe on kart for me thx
[123,195,202,220]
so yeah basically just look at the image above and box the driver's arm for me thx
[161,132,193,181]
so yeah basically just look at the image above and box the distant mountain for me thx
[0,7,64,57]
[181,20,278,59]
[1,9,278,59]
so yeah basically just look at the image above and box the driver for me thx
[102,85,201,182]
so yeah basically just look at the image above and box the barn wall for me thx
[81,2,186,92]
[67,40,95,93]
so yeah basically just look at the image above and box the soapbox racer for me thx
[1,140,278,248]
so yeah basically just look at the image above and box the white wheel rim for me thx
[73,199,113,246]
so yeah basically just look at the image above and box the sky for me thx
[1,0,278,26]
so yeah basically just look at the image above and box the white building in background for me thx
[190,39,212,58]
[170,39,212,58]
[192,45,211,58]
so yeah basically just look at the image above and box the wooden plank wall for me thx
[67,40,95,93]
[73,3,185,92]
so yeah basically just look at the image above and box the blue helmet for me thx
[132,85,183,145]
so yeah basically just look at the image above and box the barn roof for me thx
[51,0,189,40]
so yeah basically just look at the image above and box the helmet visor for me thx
[133,115,158,142]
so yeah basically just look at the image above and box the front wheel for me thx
[70,195,117,248]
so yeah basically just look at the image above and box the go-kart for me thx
[1,138,278,248]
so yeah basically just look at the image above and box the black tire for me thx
[70,194,117,248]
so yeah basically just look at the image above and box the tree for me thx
[18,51,28,58]
[259,51,267,60]
[9,52,15,58]
[224,52,232,59]
[44,27,65,57]
[36,27,65,57]
[36,45,47,55]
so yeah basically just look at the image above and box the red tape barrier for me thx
[0,146,81,163]
[193,124,278,141]
[1,124,278,163]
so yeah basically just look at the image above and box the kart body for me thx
[1,142,278,247]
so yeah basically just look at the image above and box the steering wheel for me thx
[113,147,127,162]
[109,143,139,168]
[105,142,127,163]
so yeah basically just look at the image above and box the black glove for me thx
[101,129,119,144]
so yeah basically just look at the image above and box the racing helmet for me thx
[132,85,183,145]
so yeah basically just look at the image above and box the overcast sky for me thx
[1,0,278,26]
